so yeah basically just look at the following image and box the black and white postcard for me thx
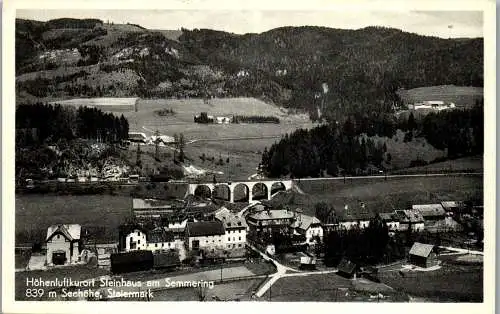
[2,0,496,313]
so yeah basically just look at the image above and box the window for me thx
[227,237,230,242]
[57,235,60,239]
[138,240,140,244]
[137,232,140,236]
[238,244,242,247]
[155,243,158,248]
[239,237,241,241]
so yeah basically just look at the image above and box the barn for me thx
[408,242,439,268]
[337,258,357,278]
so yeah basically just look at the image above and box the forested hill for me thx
[16,19,483,119]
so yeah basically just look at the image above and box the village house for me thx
[118,224,147,252]
[185,220,226,252]
[395,210,425,231]
[413,204,447,222]
[336,205,372,230]
[440,201,461,215]
[164,216,198,239]
[46,224,82,266]
[246,207,296,237]
[214,207,248,251]
[379,212,400,231]
[145,227,177,252]
[291,209,323,244]
[408,242,439,268]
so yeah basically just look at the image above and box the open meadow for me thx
[122,97,316,180]
[286,174,483,217]
[397,85,483,108]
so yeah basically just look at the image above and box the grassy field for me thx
[391,156,483,174]
[397,85,483,108]
[148,278,262,301]
[120,97,316,181]
[288,174,483,217]
[15,194,132,245]
[363,129,446,169]
[378,264,483,302]
[264,273,407,302]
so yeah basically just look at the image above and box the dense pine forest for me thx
[261,101,484,178]
[16,103,129,145]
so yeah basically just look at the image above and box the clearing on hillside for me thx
[397,85,483,108]
[49,97,138,111]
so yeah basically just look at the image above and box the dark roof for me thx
[379,212,398,222]
[148,228,175,243]
[337,258,356,275]
[409,242,435,258]
[186,221,225,237]
[412,204,446,217]
[118,223,147,237]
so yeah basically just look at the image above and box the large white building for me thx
[185,221,226,256]
[215,207,248,251]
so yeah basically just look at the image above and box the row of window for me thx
[227,229,243,234]
[204,236,243,243]
[227,244,243,249]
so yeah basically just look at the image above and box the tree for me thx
[315,202,331,224]
[407,112,417,131]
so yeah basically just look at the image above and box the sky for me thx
[16,10,483,38]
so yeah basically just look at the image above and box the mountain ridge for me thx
[16,18,483,120]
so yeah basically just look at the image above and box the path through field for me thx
[246,243,337,298]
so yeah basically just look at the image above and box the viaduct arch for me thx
[187,180,293,203]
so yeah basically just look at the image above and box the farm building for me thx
[46,224,82,266]
[440,201,461,214]
[149,135,175,145]
[132,198,177,218]
[337,258,357,278]
[128,132,147,143]
[413,204,446,221]
[110,251,154,274]
[395,210,425,231]
[409,101,456,111]
[185,221,226,251]
[216,116,231,124]
[408,242,439,268]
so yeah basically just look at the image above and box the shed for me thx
[337,258,357,278]
[408,242,439,268]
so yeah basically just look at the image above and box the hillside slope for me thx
[16,19,483,119]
